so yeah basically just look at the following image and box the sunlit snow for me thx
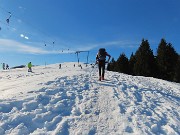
[0,62,179,135]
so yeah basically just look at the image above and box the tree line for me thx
[107,38,180,83]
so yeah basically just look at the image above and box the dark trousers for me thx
[98,60,105,77]
[28,67,32,72]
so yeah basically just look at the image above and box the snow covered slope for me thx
[0,62,179,135]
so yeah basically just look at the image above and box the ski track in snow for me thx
[0,62,179,135]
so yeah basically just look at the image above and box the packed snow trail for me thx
[0,63,179,135]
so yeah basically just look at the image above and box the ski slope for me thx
[0,62,179,135]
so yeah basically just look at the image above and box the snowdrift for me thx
[0,62,179,135]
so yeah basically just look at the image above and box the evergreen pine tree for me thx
[156,39,178,81]
[134,39,156,77]
[129,52,136,75]
[107,57,116,71]
[166,43,179,80]
[156,38,167,79]
[174,55,180,83]
[116,53,129,74]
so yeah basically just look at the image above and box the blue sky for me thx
[0,0,180,67]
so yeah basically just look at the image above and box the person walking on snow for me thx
[6,64,9,69]
[28,62,32,72]
[96,48,111,81]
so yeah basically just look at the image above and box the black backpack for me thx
[98,48,106,60]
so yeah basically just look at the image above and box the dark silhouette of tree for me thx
[134,39,156,77]
[156,39,167,79]
[106,38,180,83]
[107,57,116,71]
[129,52,136,75]
[116,53,129,74]
[174,55,180,83]
[166,43,179,80]
[156,39,179,81]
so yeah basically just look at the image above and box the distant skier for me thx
[6,64,9,69]
[96,48,111,81]
[59,64,61,69]
[28,62,32,72]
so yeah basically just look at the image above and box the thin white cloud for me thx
[94,40,138,47]
[20,34,29,40]
[0,39,59,54]
[20,34,24,38]
[0,39,138,55]
[24,36,29,40]
[74,40,138,51]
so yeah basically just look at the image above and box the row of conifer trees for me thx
[107,38,180,83]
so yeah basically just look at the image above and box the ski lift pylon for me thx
[75,51,90,64]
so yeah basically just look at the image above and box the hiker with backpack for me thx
[96,48,111,81]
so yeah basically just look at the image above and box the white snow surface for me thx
[0,62,179,135]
